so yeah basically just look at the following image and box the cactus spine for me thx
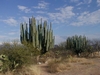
[20,16,55,54]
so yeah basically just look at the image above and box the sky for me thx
[0,0,100,45]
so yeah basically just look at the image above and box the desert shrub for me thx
[0,65,41,75]
[13,65,41,75]
[0,41,40,73]
[47,58,72,73]
[47,59,63,73]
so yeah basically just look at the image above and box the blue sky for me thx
[0,0,100,44]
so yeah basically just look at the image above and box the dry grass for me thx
[69,57,87,63]
[0,65,41,75]
[80,60,94,65]
[0,55,95,75]
[66,56,94,65]
[14,65,41,75]
[47,56,95,73]
[64,55,88,63]
[48,62,67,73]
[47,58,72,73]
[0,71,13,75]
[29,65,41,75]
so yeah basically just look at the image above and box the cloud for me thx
[2,18,17,26]
[0,42,2,45]
[48,6,75,23]
[83,0,92,4]
[33,1,49,9]
[36,15,48,22]
[70,0,79,2]
[0,35,7,39]
[97,0,100,6]
[36,11,46,14]
[77,2,84,6]
[20,16,48,24]
[18,5,32,13]
[0,35,7,44]
[77,0,92,6]
[22,16,29,23]
[71,9,100,26]
[88,0,92,3]
[77,7,81,9]
[86,33,100,40]
[8,32,17,35]
[55,35,66,45]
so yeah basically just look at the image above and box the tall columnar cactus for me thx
[20,16,55,54]
[66,35,87,56]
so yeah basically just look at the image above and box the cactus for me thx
[0,54,19,72]
[20,16,55,54]
[66,35,87,56]
[0,54,9,72]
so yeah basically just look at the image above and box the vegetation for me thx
[66,35,87,56]
[0,37,100,75]
[0,16,100,75]
[20,16,55,54]
[0,41,40,73]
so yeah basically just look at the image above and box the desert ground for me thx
[39,57,100,75]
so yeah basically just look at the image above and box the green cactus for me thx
[0,54,9,72]
[20,16,55,54]
[0,54,19,72]
[66,35,87,56]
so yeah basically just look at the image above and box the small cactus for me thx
[0,54,19,72]
[0,54,9,72]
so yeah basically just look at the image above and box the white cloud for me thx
[71,9,100,26]
[0,35,7,44]
[86,33,100,40]
[55,35,66,45]
[77,0,92,6]
[8,32,17,35]
[22,16,29,23]
[70,0,79,2]
[2,18,17,26]
[36,15,48,22]
[88,0,92,3]
[0,34,19,44]
[77,7,81,9]
[77,2,84,6]
[33,1,49,9]
[18,5,32,13]
[20,16,48,24]
[36,11,46,14]
[0,42,2,45]
[48,6,75,23]
[83,0,92,4]
[0,35,7,39]
[97,0,100,6]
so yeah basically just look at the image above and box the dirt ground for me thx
[39,58,100,75]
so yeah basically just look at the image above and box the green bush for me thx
[0,41,40,73]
